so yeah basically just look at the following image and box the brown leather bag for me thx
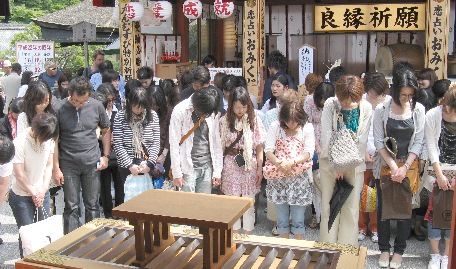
[380,174,412,220]
[432,186,454,229]
[380,160,420,193]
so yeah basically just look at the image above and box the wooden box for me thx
[155,62,194,80]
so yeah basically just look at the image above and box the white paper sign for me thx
[16,41,55,76]
[208,68,243,86]
[298,45,314,86]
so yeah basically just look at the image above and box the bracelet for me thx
[404,163,410,170]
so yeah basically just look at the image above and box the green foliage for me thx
[9,23,42,49]
[10,0,82,20]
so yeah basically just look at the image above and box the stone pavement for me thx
[0,187,436,269]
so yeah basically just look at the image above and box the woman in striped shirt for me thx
[112,87,160,184]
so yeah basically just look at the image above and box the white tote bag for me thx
[19,208,63,257]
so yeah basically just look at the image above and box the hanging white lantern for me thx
[183,0,202,20]
[112,5,119,21]
[125,2,145,21]
[214,0,234,19]
[153,1,173,20]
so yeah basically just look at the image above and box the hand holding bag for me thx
[380,175,412,220]
[360,175,377,213]
[431,185,454,229]
[263,134,312,180]
[19,207,63,257]
[328,112,363,173]
[124,173,154,201]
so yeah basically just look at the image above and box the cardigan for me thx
[112,110,160,169]
[373,99,425,158]
[320,97,372,174]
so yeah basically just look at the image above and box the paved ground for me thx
[0,184,437,268]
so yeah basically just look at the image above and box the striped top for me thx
[112,110,160,169]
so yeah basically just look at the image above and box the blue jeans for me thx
[9,190,50,258]
[428,221,451,240]
[275,203,306,235]
[182,163,213,194]
[61,164,100,234]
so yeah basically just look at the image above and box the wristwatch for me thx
[103,154,110,159]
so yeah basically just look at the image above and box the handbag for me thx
[360,175,377,213]
[430,184,454,229]
[169,115,207,179]
[263,132,313,180]
[223,131,244,168]
[380,174,412,220]
[124,173,154,201]
[19,207,63,257]
[328,113,363,173]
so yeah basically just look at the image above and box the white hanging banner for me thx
[298,44,315,86]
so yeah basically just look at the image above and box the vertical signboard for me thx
[243,0,259,99]
[426,0,449,79]
[16,41,55,76]
[298,44,315,86]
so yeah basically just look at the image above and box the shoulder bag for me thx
[328,109,363,173]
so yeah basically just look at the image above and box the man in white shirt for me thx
[0,135,15,245]
[169,87,223,194]
[1,62,22,114]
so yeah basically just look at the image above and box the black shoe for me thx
[413,228,426,241]
[0,237,3,245]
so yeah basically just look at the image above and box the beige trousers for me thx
[319,165,364,246]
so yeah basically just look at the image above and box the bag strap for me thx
[179,115,206,146]
[223,131,243,157]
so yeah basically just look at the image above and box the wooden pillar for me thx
[425,0,450,79]
[177,0,189,63]
[119,1,142,80]
[242,0,265,102]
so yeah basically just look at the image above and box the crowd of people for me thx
[0,50,454,269]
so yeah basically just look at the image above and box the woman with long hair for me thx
[320,75,372,246]
[424,88,456,269]
[220,87,266,234]
[17,71,33,98]
[17,80,53,135]
[373,67,425,268]
[53,74,70,99]
[147,85,171,177]
[9,113,59,257]
[112,87,160,186]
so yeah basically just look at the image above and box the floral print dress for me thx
[221,115,266,196]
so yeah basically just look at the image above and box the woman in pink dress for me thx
[220,86,266,235]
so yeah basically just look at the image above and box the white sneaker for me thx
[358,230,366,241]
[441,255,448,269]
[428,254,441,269]
[371,232,378,243]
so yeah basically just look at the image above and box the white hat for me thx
[1,60,11,68]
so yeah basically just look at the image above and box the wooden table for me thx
[112,190,253,269]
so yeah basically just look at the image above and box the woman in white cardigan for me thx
[319,75,372,246]
[424,88,456,269]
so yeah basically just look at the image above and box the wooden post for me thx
[242,0,265,102]
[119,1,142,81]
[425,0,450,79]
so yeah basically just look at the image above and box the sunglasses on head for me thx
[49,67,57,71]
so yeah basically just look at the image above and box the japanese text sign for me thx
[243,0,259,87]
[72,21,97,42]
[298,45,314,86]
[315,4,425,32]
[16,41,54,76]
[426,0,449,79]
[208,68,242,86]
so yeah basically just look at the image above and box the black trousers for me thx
[100,164,123,218]
[376,179,411,255]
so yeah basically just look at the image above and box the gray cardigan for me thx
[372,99,425,178]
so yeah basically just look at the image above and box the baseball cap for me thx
[1,60,11,68]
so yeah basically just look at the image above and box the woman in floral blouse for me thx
[220,87,266,234]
